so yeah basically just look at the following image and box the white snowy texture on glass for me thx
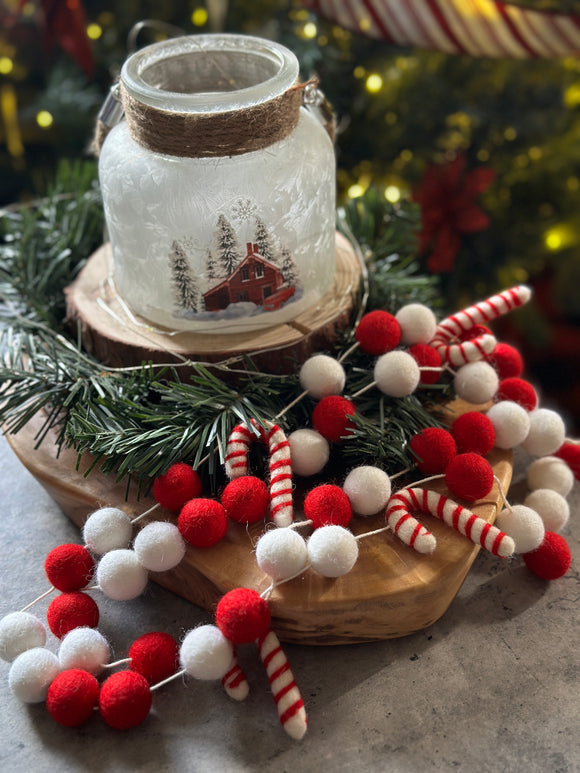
[99,34,336,333]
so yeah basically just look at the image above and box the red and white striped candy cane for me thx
[428,285,531,365]
[386,487,515,557]
[224,420,293,527]
[221,650,249,701]
[257,628,307,741]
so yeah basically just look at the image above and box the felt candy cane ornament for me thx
[429,285,531,365]
[216,588,307,741]
[225,420,293,527]
[386,487,515,557]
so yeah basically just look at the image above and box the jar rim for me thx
[121,33,299,113]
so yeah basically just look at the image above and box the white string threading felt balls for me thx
[133,521,186,572]
[82,507,133,555]
[374,350,421,397]
[526,456,574,497]
[96,549,149,601]
[0,612,47,663]
[299,354,346,399]
[495,505,545,554]
[8,647,61,703]
[288,429,329,477]
[395,303,437,345]
[454,361,499,405]
[307,525,359,577]
[523,489,570,533]
[58,627,110,676]
[180,625,234,680]
[520,408,566,457]
[255,529,308,581]
[486,401,531,449]
[342,466,392,516]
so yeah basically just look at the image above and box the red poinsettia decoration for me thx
[413,153,495,273]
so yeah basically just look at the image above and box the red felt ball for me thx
[355,310,401,355]
[215,588,271,644]
[303,484,353,528]
[312,395,357,443]
[178,498,228,548]
[458,324,492,342]
[523,532,571,580]
[99,671,152,730]
[129,632,180,685]
[451,412,496,456]
[486,342,523,380]
[44,544,95,592]
[153,463,202,511]
[47,592,99,639]
[445,453,494,502]
[409,428,457,474]
[555,442,580,481]
[221,476,270,524]
[46,669,100,727]
[408,344,442,385]
[495,377,537,411]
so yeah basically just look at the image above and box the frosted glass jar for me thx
[98,34,336,333]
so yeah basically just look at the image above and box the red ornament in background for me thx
[36,0,95,76]
[413,153,495,273]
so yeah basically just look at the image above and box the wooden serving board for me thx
[64,232,362,374]
[5,406,512,645]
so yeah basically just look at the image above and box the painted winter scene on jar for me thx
[168,199,302,325]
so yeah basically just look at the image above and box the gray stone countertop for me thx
[0,436,578,773]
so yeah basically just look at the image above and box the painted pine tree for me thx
[254,216,276,264]
[215,214,241,275]
[168,240,199,313]
[206,248,217,279]
[281,247,298,287]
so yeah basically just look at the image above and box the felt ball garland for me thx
[355,309,401,354]
[312,395,357,442]
[44,544,95,592]
[47,668,100,726]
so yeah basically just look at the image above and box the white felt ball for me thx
[96,549,149,601]
[0,612,47,663]
[495,505,545,554]
[58,627,110,675]
[395,303,437,345]
[82,506,133,555]
[307,525,359,578]
[343,466,392,516]
[256,529,308,581]
[289,429,330,476]
[527,456,574,497]
[486,401,531,449]
[299,354,346,399]
[524,489,570,533]
[134,521,186,572]
[454,361,499,405]
[374,350,421,398]
[520,408,566,457]
[8,648,60,703]
[180,625,233,680]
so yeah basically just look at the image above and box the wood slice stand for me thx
[5,406,512,645]
[65,232,362,373]
[7,234,514,644]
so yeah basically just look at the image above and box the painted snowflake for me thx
[230,198,258,223]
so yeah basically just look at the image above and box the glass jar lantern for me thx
[98,34,336,334]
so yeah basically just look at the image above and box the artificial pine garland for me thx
[0,162,441,486]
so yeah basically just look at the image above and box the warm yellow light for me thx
[191,8,208,26]
[546,232,563,250]
[504,127,517,141]
[348,183,365,199]
[318,36,328,46]
[86,23,102,40]
[528,146,542,161]
[477,149,490,162]
[36,110,54,128]
[353,66,365,79]
[384,111,397,125]
[544,225,575,252]
[567,176,579,191]
[359,18,371,32]
[0,57,14,75]
[384,185,401,203]
[564,83,580,108]
[20,2,34,16]
[365,73,383,93]
[303,22,317,38]
[400,149,413,162]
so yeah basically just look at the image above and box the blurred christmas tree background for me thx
[1,0,579,430]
